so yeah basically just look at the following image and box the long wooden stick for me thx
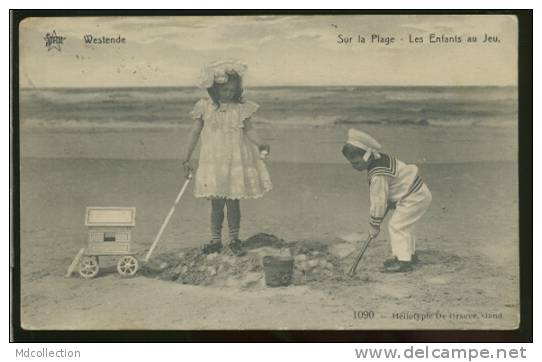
[66,248,86,277]
[144,176,192,262]
[347,235,375,277]
[348,204,394,276]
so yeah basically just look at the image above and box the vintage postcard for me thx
[16,13,521,331]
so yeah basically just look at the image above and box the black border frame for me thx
[10,9,533,343]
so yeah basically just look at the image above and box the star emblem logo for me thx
[43,30,66,51]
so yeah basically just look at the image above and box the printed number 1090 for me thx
[353,310,375,319]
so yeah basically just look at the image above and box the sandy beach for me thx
[18,125,519,330]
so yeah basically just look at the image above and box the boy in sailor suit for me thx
[342,129,432,273]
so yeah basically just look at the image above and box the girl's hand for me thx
[258,144,270,160]
[182,160,193,179]
[258,144,271,154]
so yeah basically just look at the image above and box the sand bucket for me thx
[262,256,294,287]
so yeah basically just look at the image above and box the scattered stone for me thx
[144,260,169,273]
[296,261,308,272]
[308,259,319,268]
[225,277,240,288]
[321,269,334,277]
[319,259,328,268]
[206,253,219,262]
[294,254,307,262]
[206,266,217,276]
[248,246,291,260]
[338,232,364,244]
[329,243,357,259]
[222,256,236,265]
[241,272,263,288]
[280,248,292,257]
[293,269,304,277]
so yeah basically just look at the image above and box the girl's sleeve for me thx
[189,99,208,119]
[369,175,389,227]
[240,100,260,121]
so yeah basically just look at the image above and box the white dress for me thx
[190,98,273,200]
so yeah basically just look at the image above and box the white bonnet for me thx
[198,60,247,89]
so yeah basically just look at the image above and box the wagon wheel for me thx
[117,256,139,277]
[78,256,99,279]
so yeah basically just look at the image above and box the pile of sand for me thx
[141,233,364,288]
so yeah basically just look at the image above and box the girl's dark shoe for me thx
[381,259,414,273]
[202,241,223,254]
[228,239,246,256]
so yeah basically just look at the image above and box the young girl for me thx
[183,60,272,255]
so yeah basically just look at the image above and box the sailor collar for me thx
[367,153,398,179]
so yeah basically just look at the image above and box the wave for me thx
[21,115,517,131]
[21,87,199,106]
[425,118,516,128]
[251,116,516,129]
[20,118,191,131]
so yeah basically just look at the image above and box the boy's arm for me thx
[369,175,389,232]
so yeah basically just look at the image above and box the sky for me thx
[19,15,518,87]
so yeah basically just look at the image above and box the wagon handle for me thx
[144,174,192,262]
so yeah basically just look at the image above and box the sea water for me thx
[19,86,517,130]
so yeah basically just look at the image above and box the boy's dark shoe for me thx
[383,256,399,267]
[381,259,414,273]
[384,254,418,267]
[228,239,246,256]
[202,241,223,255]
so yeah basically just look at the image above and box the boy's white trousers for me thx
[388,184,432,261]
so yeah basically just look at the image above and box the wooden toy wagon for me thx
[77,207,139,279]
[66,176,193,279]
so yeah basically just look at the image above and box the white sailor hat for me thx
[346,128,382,161]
